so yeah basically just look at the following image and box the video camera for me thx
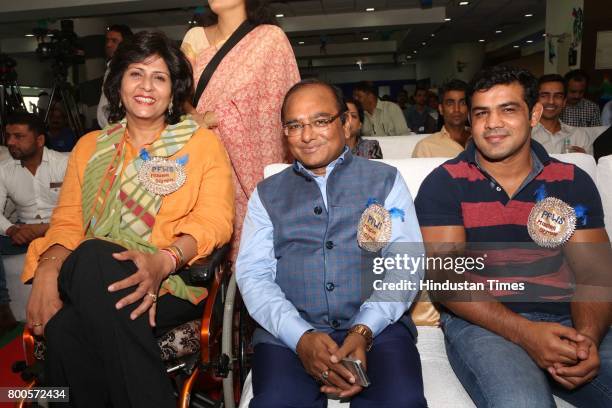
[0,53,18,83]
[34,20,85,68]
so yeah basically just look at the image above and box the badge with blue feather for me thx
[527,185,578,248]
[357,198,403,252]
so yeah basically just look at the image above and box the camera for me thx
[0,53,18,83]
[34,20,85,70]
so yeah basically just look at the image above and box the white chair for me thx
[363,134,429,159]
[596,155,612,239]
[241,155,601,408]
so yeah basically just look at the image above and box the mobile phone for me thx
[341,357,371,387]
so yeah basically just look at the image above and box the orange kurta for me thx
[22,126,234,283]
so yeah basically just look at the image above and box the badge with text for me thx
[527,197,576,248]
[137,150,187,196]
[357,202,392,252]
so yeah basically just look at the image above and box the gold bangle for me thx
[40,256,64,264]
[165,245,185,269]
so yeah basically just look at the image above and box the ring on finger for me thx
[146,292,158,303]
[321,370,329,381]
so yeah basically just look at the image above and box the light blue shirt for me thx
[602,100,612,127]
[235,153,424,352]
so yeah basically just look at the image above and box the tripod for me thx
[44,61,84,139]
[0,80,28,145]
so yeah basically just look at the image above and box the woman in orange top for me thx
[23,31,234,406]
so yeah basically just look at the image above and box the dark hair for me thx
[197,0,278,27]
[104,31,193,125]
[439,79,468,100]
[352,81,377,97]
[467,65,538,112]
[564,69,589,85]
[107,24,133,40]
[5,112,46,136]
[414,86,428,95]
[538,74,567,96]
[281,78,347,123]
[344,97,364,123]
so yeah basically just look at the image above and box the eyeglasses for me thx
[282,111,345,137]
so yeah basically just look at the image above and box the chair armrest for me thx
[177,244,230,287]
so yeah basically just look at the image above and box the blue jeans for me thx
[441,312,612,408]
[0,235,28,305]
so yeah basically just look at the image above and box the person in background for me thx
[601,99,612,126]
[412,79,471,158]
[560,69,602,127]
[352,81,410,136]
[404,86,438,134]
[344,97,382,159]
[532,74,607,155]
[397,89,409,111]
[0,112,68,336]
[427,90,442,130]
[97,24,133,129]
[46,103,77,152]
[181,0,299,259]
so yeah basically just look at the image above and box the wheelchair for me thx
[12,244,255,408]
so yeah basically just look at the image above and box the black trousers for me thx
[44,239,204,408]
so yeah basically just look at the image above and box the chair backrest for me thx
[363,134,429,159]
[596,155,612,238]
[263,153,603,222]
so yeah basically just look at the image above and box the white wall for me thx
[416,43,484,87]
[545,0,584,74]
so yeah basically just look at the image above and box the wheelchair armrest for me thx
[177,244,230,287]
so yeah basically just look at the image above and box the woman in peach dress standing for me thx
[182,0,300,257]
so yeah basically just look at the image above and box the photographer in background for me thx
[97,24,132,129]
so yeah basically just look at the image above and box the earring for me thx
[168,101,174,116]
[119,99,123,109]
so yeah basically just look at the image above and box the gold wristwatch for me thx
[348,324,373,351]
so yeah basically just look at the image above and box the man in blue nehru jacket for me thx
[236,79,426,407]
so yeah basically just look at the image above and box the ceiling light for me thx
[542,33,547,37]
[478,39,485,43]
[526,40,533,43]
[444,17,451,22]
[25,33,34,37]
[495,30,502,34]
[275,14,284,18]
[513,45,520,48]
[298,41,305,45]
[413,50,418,54]
[459,1,470,6]
[431,33,435,37]
[366,8,375,12]
[362,37,369,41]
[406,55,412,59]
[525,13,533,17]
[422,42,427,45]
